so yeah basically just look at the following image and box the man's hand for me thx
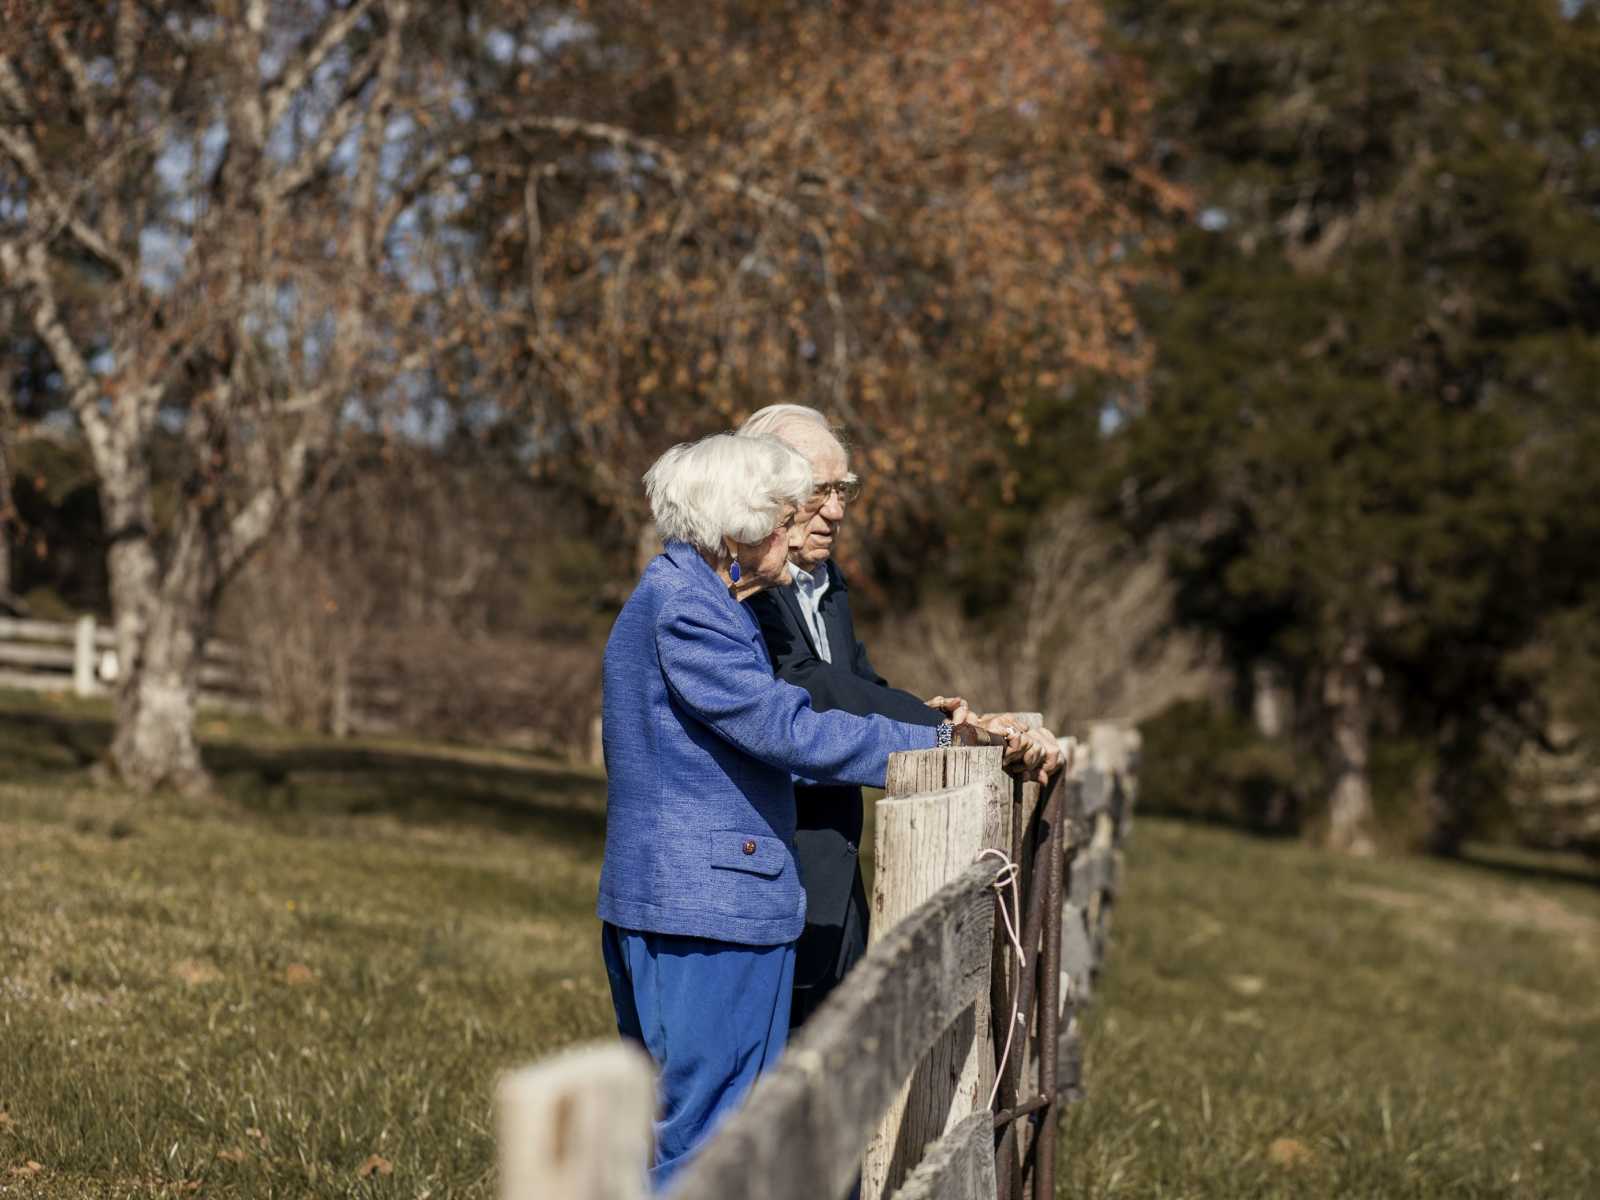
[926,695,972,725]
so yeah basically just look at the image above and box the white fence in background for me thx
[0,614,264,715]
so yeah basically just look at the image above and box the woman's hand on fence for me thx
[945,714,1067,783]
[974,717,1065,785]
[1017,725,1065,784]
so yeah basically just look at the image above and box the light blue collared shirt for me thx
[790,563,832,663]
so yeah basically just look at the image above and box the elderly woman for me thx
[598,432,960,1187]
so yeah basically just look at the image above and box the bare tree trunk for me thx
[109,579,208,794]
[0,507,9,604]
[1251,660,1289,739]
[98,456,218,793]
[0,395,12,605]
[1248,659,1296,831]
[1323,633,1377,855]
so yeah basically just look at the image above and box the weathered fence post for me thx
[492,722,1142,1199]
[497,1041,654,1200]
[863,745,1011,1200]
[73,615,96,697]
[671,854,1001,1200]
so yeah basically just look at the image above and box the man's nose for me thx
[821,492,846,520]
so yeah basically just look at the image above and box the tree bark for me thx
[0,401,12,606]
[1248,659,1296,831]
[108,588,209,795]
[1323,633,1377,855]
[99,444,218,796]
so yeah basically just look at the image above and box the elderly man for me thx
[739,404,1059,1029]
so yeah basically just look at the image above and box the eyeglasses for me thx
[807,477,861,506]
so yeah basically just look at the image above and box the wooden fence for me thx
[0,614,399,730]
[498,720,1140,1200]
[0,615,257,711]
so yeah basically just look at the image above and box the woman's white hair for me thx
[644,432,813,556]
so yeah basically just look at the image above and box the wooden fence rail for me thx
[0,614,257,709]
[0,613,399,728]
[497,720,1140,1200]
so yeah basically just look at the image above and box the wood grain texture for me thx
[671,860,1000,1200]
[865,764,1010,1200]
[497,1042,654,1200]
[886,1110,996,1200]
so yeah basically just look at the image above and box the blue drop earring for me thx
[729,560,742,584]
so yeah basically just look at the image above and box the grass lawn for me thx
[3,692,1598,1197]
[1063,822,1600,1198]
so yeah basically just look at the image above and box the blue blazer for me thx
[597,541,939,945]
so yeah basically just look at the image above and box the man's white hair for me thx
[644,432,813,555]
[737,404,843,451]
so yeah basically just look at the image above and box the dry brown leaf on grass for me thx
[10,1161,44,1177]
[357,1153,393,1178]
[172,959,222,987]
[1269,1137,1314,1167]
[0,1109,13,1130]
[216,1148,248,1164]
[284,963,317,986]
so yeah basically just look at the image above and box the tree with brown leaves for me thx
[0,0,444,792]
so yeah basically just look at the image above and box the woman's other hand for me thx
[970,715,1067,785]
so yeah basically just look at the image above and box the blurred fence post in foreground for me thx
[497,1042,654,1200]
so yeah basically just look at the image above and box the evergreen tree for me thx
[1107,0,1600,851]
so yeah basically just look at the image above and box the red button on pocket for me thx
[742,839,757,855]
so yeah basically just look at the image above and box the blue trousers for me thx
[601,923,795,1191]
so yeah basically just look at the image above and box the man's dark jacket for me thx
[747,561,943,1027]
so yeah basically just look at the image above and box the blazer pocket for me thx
[708,830,786,878]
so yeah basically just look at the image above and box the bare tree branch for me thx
[45,24,102,141]
[221,0,269,153]
[0,54,33,117]
[0,236,116,465]
[264,0,378,134]
[267,43,383,200]
[114,0,142,91]
[0,114,136,278]
[217,410,315,581]
[377,113,853,390]
[347,0,406,272]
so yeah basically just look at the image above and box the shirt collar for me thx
[791,561,829,596]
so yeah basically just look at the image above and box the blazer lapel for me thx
[819,563,851,666]
[775,579,821,660]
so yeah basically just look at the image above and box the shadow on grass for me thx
[0,700,109,774]
[209,740,608,850]
[1452,842,1600,892]
[0,695,608,851]
[1133,802,1303,841]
